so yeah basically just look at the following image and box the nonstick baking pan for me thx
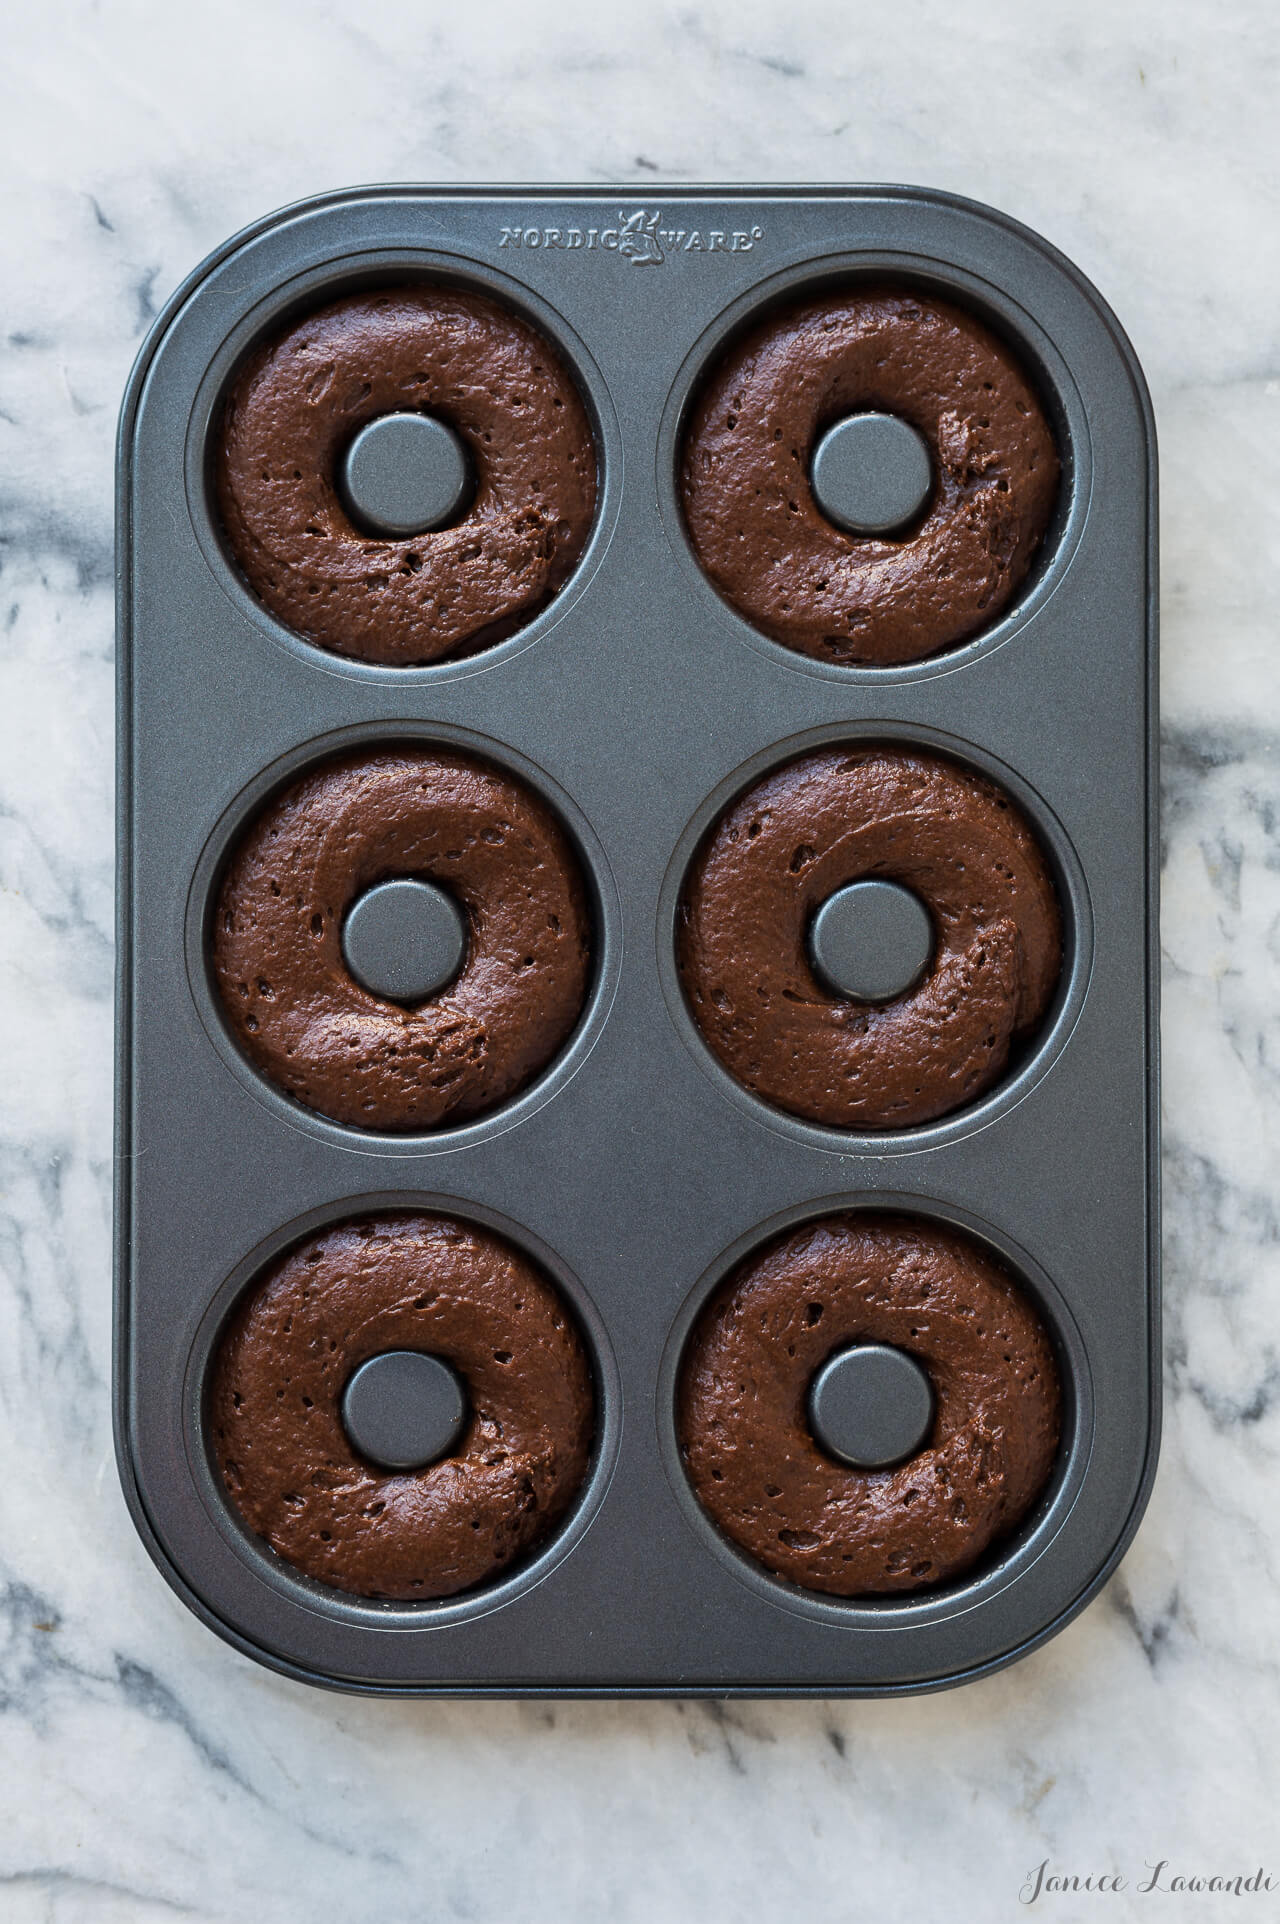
[115,186,1159,1694]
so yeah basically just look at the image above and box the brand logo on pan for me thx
[497,210,765,263]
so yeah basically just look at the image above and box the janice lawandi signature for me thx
[1021,1860,1278,1903]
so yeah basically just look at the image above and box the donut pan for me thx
[115,186,1159,1696]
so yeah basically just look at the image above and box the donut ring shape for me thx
[212,748,592,1131]
[216,287,598,665]
[210,1213,595,1600]
[677,746,1062,1130]
[680,286,1059,666]
[678,1213,1061,1596]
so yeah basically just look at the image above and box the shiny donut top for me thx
[216,287,597,664]
[680,286,1059,665]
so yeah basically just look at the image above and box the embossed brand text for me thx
[497,210,764,264]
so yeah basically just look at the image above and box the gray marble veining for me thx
[2,2,1278,1918]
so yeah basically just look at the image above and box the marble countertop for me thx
[2,2,1278,1918]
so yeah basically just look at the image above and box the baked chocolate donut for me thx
[678,745,1061,1129]
[211,1213,594,1599]
[679,1213,1061,1596]
[213,747,591,1130]
[216,287,597,665]
[680,286,1059,665]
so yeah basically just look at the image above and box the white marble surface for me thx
[2,2,1279,1918]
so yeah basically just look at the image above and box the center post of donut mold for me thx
[807,1345,937,1469]
[340,1351,469,1472]
[809,412,934,536]
[806,879,935,1004]
[338,411,473,537]
[340,878,469,1005]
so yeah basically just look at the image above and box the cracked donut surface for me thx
[677,745,1061,1129]
[678,1213,1061,1596]
[680,286,1058,665]
[216,286,597,664]
[213,747,591,1130]
[211,1213,594,1599]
